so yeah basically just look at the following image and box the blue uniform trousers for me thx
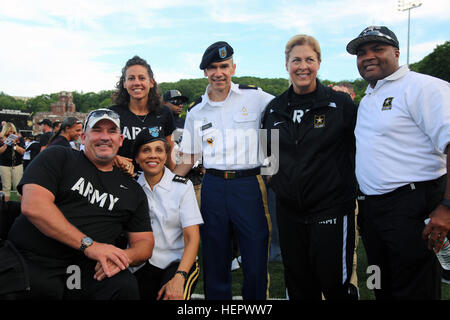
[200,173,271,300]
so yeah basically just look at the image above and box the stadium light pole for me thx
[398,0,422,66]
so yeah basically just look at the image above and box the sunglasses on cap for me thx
[86,109,120,123]
[84,109,120,131]
[169,98,184,105]
[360,29,397,43]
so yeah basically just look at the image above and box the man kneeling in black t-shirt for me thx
[8,109,154,300]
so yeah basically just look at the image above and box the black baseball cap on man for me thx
[199,41,234,70]
[346,26,399,55]
[132,126,166,157]
[163,90,188,104]
[38,119,52,127]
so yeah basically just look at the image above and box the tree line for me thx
[0,41,447,115]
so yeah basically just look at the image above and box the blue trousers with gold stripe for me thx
[200,173,271,300]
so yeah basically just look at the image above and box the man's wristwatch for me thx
[442,198,450,209]
[175,270,188,280]
[80,236,93,252]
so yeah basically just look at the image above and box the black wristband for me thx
[441,198,450,208]
[175,270,188,280]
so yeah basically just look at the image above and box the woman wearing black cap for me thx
[109,56,176,174]
[261,34,358,300]
[131,127,203,300]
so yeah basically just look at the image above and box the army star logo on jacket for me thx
[382,97,394,111]
[314,115,325,128]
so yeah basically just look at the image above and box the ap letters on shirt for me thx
[122,126,143,141]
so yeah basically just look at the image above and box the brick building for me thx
[33,91,87,134]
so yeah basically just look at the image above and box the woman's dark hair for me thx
[48,117,81,144]
[112,55,161,113]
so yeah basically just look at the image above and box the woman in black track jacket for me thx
[262,34,358,300]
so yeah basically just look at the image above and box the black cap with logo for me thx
[346,26,399,55]
[38,119,52,127]
[162,90,188,103]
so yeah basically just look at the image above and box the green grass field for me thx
[193,240,450,300]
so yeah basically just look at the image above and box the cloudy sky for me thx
[1,0,449,97]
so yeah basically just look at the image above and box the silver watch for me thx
[80,236,93,251]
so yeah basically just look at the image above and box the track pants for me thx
[200,173,271,300]
[360,176,445,300]
[277,200,355,300]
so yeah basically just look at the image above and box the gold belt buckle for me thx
[224,171,236,179]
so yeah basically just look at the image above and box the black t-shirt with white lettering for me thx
[109,104,175,160]
[8,146,151,259]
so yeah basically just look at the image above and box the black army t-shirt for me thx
[8,146,151,259]
[109,104,176,160]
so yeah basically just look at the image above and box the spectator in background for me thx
[48,117,83,148]
[162,90,189,129]
[0,122,25,201]
[52,120,61,133]
[23,134,41,171]
[38,119,53,151]
[331,82,356,100]
[109,56,176,175]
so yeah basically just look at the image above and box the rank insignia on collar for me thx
[382,97,394,111]
[173,175,188,184]
[314,115,325,128]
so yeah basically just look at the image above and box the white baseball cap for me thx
[84,108,120,132]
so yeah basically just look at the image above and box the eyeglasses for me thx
[169,99,184,105]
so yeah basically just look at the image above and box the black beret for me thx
[199,41,234,70]
[132,126,166,157]
[346,26,399,55]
